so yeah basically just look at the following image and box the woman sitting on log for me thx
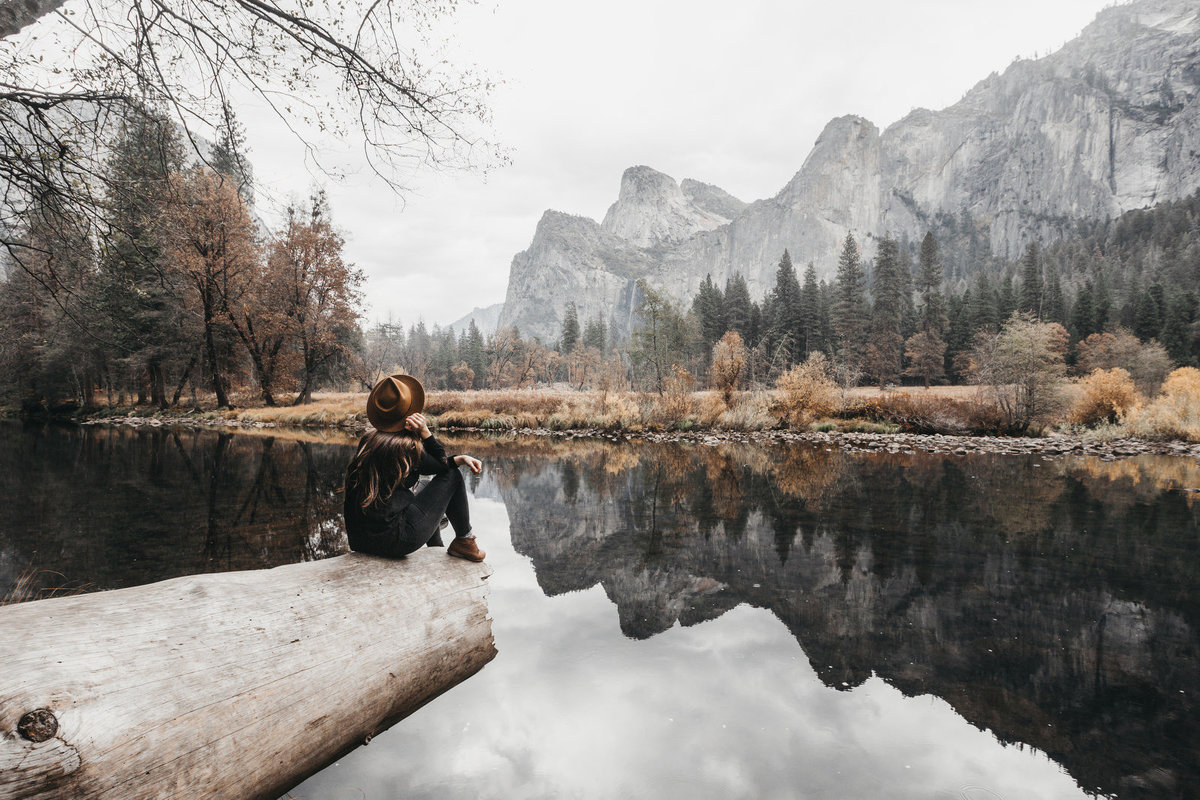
[344,374,485,562]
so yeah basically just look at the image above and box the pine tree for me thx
[582,315,607,353]
[997,274,1017,321]
[971,273,999,332]
[1042,264,1067,325]
[465,320,488,388]
[559,302,580,353]
[834,234,869,366]
[917,232,946,333]
[1072,282,1097,340]
[723,273,753,339]
[864,237,905,384]
[692,274,727,348]
[209,101,255,207]
[1133,289,1163,341]
[800,263,821,355]
[97,104,190,407]
[768,250,802,365]
[1094,273,1113,332]
[1017,243,1043,317]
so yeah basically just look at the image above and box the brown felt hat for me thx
[366,374,425,432]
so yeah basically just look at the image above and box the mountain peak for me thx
[601,165,737,247]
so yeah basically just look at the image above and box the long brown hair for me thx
[346,430,424,511]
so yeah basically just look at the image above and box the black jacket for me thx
[343,434,453,556]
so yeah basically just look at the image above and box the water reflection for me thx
[0,422,351,600]
[465,437,1200,799]
[2,424,1197,798]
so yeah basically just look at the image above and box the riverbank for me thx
[62,410,1200,461]
[12,384,1196,461]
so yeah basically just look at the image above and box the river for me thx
[1,422,1196,799]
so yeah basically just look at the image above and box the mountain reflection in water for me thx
[1,423,1197,798]
[467,436,1200,799]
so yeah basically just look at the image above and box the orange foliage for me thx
[1068,368,1139,426]
[775,352,841,427]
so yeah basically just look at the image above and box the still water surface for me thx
[1,422,1197,799]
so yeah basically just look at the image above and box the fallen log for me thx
[0,550,495,800]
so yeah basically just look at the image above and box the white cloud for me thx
[238,0,1115,328]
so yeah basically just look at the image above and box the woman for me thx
[344,375,485,561]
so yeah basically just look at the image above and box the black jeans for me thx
[397,467,472,555]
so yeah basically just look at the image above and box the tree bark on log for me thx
[0,550,495,800]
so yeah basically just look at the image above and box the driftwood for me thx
[0,550,495,800]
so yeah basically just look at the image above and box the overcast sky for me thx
[240,0,1117,329]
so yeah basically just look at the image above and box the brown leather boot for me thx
[447,536,485,562]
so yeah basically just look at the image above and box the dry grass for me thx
[774,354,842,427]
[845,391,1013,435]
[846,384,981,401]
[2,568,93,606]
[1127,367,1200,441]
[66,373,1200,443]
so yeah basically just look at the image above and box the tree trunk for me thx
[0,550,495,800]
[203,293,230,409]
[170,356,197,408]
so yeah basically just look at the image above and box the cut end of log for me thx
[17,709,58,742]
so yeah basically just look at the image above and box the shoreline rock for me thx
[66,414,1200,461]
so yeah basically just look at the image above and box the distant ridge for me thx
[499,0,1200,342]
[446,303,503,336]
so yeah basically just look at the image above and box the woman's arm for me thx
[405,413,452,474]
[454,454,483,474]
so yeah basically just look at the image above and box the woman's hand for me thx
[404,413,432,439]
[455,455,483,474]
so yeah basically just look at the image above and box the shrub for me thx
[710,331,747,402]
[967,313,1068,432]
[1069,368,1139,426]
[651,366,697,427]
[847,391,1012,435]
[1076,330,1173,395]
[1127,367,1200,441]
[775,352,841,427]
[717,392,778,431]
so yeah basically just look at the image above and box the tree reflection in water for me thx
[459,434,1200,800]
[0,423,350,599]
[2,424,1198,798]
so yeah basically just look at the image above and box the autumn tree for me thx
[163,168,260,407]
[271,193,364,405]
[630,280,691,394]
[967,313,1068,432]
[710,330,747,402]
[2,0,501,302]
[903,331,947,389]
[1075,330,1173,395]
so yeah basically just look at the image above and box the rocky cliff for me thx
[499,0,1200,342]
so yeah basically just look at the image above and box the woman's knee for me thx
[437,466,465,488]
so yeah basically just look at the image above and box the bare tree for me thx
[2,0,502,298]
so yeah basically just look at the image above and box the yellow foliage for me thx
[1127,367,1200,441]
[774,353,841,427]
[1068,368,1140,426]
